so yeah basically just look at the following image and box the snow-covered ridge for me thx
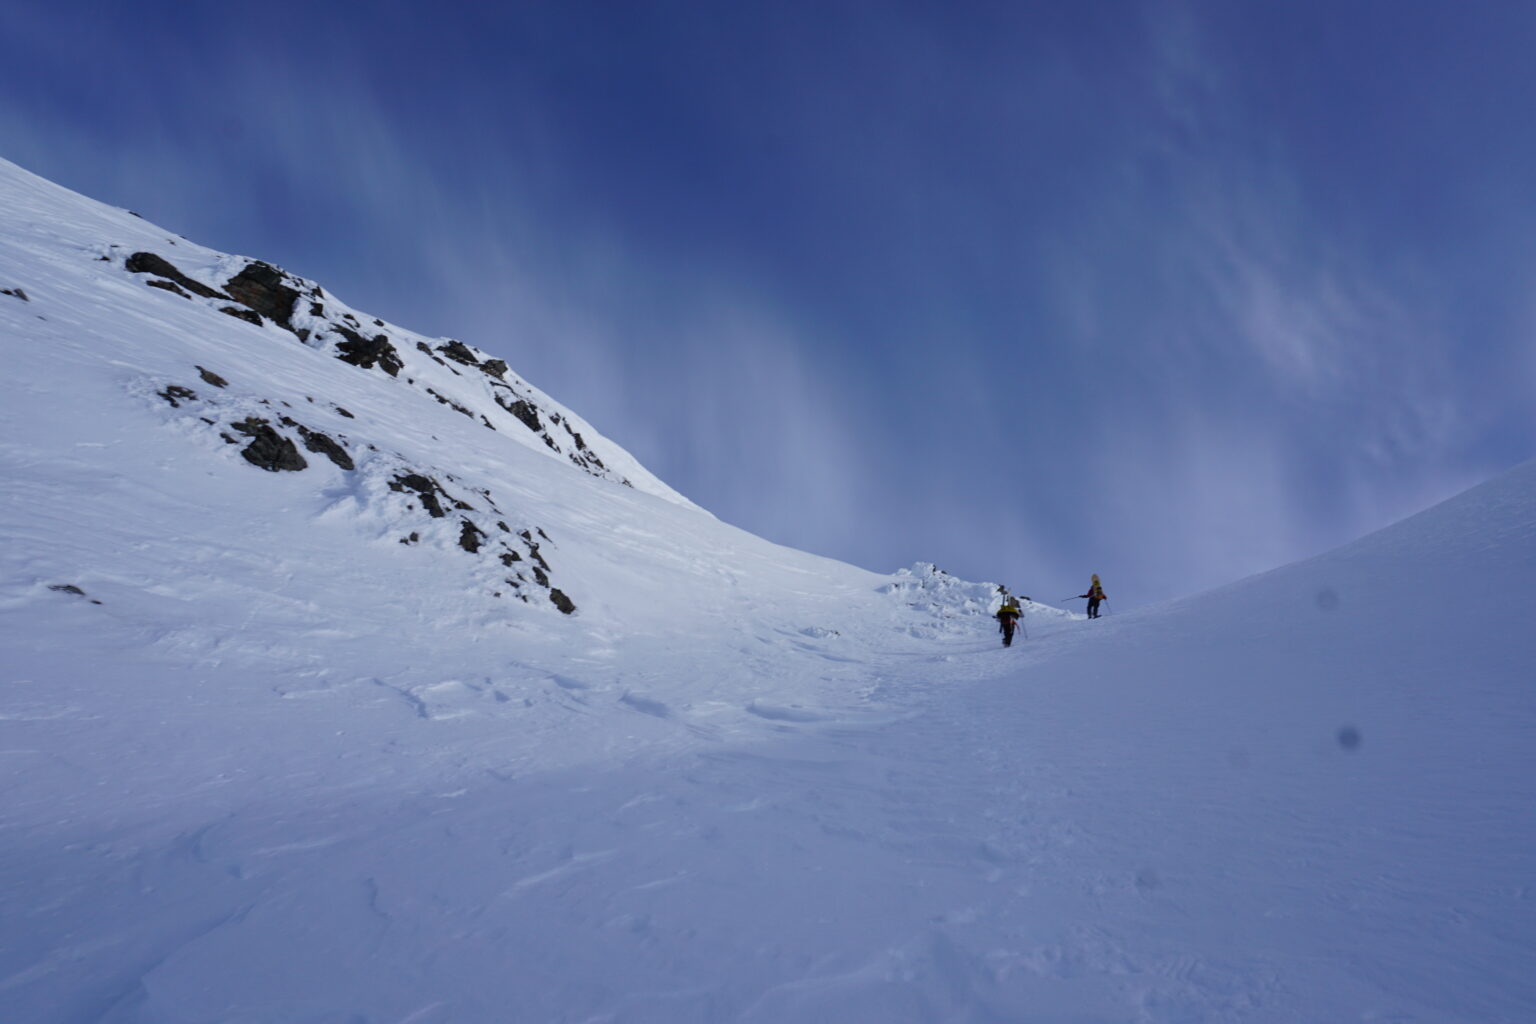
[883,562,1081,639]
[108,245,674,503]
[1,153,1026,629]
[0,156,714,616]
[0,156,696,509]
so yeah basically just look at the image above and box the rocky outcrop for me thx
[223,261,301,330]
[220,306,265,327]
[231,417,307,472]
[196,366,229,388]
[126,252,227,299]
[332,326,404,377]
[138,366,578,614]
[119,248,640,495]
[438,340,479,366]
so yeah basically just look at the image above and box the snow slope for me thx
[3,156,1534,1023]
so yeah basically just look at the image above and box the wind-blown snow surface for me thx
[4,157,1535,1022]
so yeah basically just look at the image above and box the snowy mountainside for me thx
[0,151,1029,766]
[4,154,1532,1023]
[0,154,707,617]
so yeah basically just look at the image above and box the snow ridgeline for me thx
[0,152,1058,642]
[0,152,709,618]
[105,244,690,506]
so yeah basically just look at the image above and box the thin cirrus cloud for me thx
[1,1,1532,610]
[20,47,882,569]
[1053,11,1494,596]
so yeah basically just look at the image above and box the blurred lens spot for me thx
[1337,725,1362,751]
[1315,587,1340,611]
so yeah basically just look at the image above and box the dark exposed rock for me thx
[548,589,576,615]
[224,261,300,329]
[335,406,355,418]
[499,396,544,434]
[232,418,307,472]
[297,426,354,470]
[399,532,420,545]
[49,584,86,596]
[231,415,273,435]
[310,302,325,317]
[1,287,28,301]
[425,388,474,418]
[196,366,229,388]
[333,326,403,376]
[519,531,551,571]
[125,252,226,299]
[389,473,446,517]
[531,565,550,587]
[157,384,197,407]
[220,306,264,326]
[145,279,190,298]
[458,519,485,553]
[480,359,508,380]
[438,340,479,366]
[499,550,522,566]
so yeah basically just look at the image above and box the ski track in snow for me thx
[3,156,1535,1022]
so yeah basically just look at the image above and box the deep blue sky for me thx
[5,1,1534,607]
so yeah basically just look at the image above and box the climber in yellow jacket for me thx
[1079,574,1107,618]
[996,596,1024,647]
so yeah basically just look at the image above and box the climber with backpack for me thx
[996,595,1025,647]
[1079,574,1107,618]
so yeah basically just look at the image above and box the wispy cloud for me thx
[5,2,1531,609]
[1019,2,1503,602]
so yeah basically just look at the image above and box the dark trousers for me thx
[1000,619,1016,645]
[1087,598,1101,618]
